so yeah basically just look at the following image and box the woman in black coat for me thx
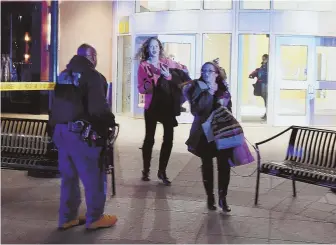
[184,61,232,212]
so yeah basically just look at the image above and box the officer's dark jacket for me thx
[49,55,115,136]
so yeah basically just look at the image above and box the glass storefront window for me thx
[203,33,231,82]
[316,37,336,82]
[240,0,270,10]
[273,0,336,12]
[203,0,232,9]
[136,0,201,12]
[316,47,336,81]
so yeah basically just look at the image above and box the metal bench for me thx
[1,117,118,196]
[254,126,336,205]
[1,117,58,173]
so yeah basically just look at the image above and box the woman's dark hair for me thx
[135,37,165,61]
[199,61,228,92]
[262,54,269,59]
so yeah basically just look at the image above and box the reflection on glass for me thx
[162,42,192,115]
[240,0,270,9]
[278,89,306,116]
[238,34,269,122]
[313,90,336,125]
[316,47,336,81]
[136,0,201,12]
[273,0,336,11]
[203,0,232,9]
[116,35,132,113]
[163,43,191,71]
[203,34,231,82]
[280,45,307,81]
[315,90,336,115]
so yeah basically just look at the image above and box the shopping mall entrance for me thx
[113,1,336,127]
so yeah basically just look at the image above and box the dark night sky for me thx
[1,1,34,60]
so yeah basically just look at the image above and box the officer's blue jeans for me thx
[53,124,106,227]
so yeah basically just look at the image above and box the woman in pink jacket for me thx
[137,37,189,185]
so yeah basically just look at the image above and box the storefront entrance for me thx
[274,36,336,126]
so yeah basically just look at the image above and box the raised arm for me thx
[249,68,259,79]
[184,83,213,117]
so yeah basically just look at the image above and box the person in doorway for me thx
[50,44,118,230]
[136,37,190,185]
[184,61,232,212]
[249,54,268,120]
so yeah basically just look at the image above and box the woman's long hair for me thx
[199,61,228,92]
[135,37,165,61]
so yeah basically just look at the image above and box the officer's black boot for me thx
[218,190,231,212]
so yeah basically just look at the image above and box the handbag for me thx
[229,139,255,167]
[253,82,262,97]
[215,133,245,150]
[202,106,244,150]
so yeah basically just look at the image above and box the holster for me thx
[68,120,106,147]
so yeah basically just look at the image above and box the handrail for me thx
[255,126,293,146]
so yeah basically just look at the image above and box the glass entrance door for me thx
[158,34,196,123]
[313,37,336,126]
[274,36,315,126]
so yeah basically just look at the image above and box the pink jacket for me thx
[137,58,188,110]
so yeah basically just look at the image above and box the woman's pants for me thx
[201,149,232,198]
[142,110,174,173]
[261,83,268,111]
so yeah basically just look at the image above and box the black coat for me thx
[50,55,115,136]
[147,68,191,126]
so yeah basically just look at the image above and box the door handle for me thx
[308,84,314,94]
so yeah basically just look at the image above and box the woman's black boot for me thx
[219,190,231,212]
[157,171,171,186]
[141,170,150,181]
[207,194,217,211]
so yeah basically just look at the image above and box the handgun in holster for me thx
[68,120,105,147]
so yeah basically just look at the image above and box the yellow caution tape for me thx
[0,82,56,91]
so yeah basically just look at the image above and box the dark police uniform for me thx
[50,55,115,228]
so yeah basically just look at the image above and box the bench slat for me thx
[1,118,58,173]
[286,128,336,169]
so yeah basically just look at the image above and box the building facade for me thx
[111,0,336,127]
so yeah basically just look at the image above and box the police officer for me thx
[50,43,117,230]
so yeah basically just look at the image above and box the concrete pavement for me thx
[1,116,336,244]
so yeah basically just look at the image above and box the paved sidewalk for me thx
[1,116,336,244]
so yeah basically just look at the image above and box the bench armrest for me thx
[255,126,293,147]
[254,126,293,169]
